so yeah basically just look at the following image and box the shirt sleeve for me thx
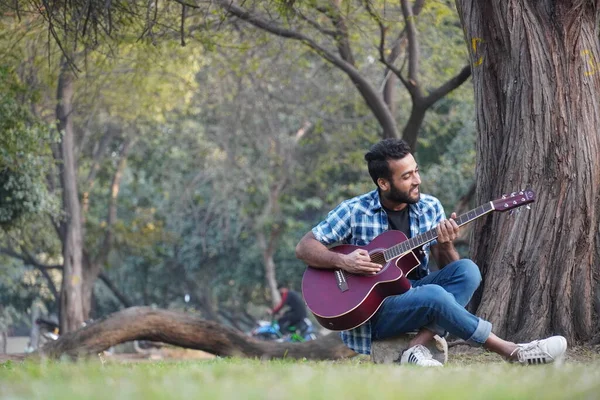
[433,198,446,225]
[424,196,447,249]
[312,201,352,246]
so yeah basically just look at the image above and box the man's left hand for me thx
[436,212,459,244]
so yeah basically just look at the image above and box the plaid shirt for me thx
[311,189,446,355]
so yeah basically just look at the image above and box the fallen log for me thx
[1,307,356,361]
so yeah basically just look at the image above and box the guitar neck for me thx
[383,201,494,262]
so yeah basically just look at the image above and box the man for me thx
[270,287,308,334]
[295,138,567,366]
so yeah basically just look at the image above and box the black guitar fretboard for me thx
[382,202,494,261]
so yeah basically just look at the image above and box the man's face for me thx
[380,154,421,205]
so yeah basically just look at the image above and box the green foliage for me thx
[0,0,479,324]
[0,261,57,331]
[0,65,59,227]
[420,117,476,212]
[416,84,475,167]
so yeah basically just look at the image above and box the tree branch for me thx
[400,0,419,87]
[0,247,61,300]
[365,0,415,100]
[95,138,134,266]
[0,246,135,310]
[322,0,355,65]
[215,0,399,137]
[423,65,472,107]
[171,0,200,10]
[0,247,62,270]
[38,266,60,301]
[294,9,336,37]
[35,307,355,360]
[98,272,133,308]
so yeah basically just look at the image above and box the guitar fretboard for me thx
[383,202,494,261]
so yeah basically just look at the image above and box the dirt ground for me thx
[447,343,600,364]
[2,340,599,364]
[98,342,600,364]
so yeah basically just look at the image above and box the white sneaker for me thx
[511,335,567,365]
[400,344,443,367]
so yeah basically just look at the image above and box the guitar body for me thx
[301,230,420,331]
[301,190,536,331]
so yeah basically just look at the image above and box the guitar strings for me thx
[369,252,386,265]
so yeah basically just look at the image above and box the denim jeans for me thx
[370,259,492,346]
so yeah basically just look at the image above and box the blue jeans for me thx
[370,259,492,346]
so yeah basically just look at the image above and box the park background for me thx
[1,1,600,398]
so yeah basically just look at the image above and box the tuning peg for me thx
[502,194,507,199]
[526,205,531,210]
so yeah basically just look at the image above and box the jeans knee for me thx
[456,259,481,289]
[415,284,454,307]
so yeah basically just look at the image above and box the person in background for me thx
[270,287,308,333]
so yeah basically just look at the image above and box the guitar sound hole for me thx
[369,252,386,266]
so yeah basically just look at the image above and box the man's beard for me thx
[387,184,420,204]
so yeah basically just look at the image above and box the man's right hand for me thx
[341,249,382,275]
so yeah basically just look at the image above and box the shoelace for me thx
[510,340,552,364]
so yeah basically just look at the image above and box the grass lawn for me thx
[1,347,599,400]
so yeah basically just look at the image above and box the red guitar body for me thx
[301,190,537,332]
[301,230,419,331]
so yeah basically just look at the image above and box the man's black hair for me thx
[364,138,412,185]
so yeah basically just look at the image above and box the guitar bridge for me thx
[335,269,349,292]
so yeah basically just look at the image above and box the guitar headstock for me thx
[491,190,536,212]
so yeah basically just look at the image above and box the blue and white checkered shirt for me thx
[311,189,446,355]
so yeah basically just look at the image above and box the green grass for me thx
[1,356,599,400]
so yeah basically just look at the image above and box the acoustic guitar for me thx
[301,190,535,331]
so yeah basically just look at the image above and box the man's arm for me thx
[295,232,382,275]
[430,212,460,269]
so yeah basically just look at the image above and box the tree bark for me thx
[402,103,427,151]
[258,228,284,308]
[56,59,85,334]
[455,0,600,342]
[32,307,355,360]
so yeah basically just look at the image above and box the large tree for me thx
[455,0,600,342]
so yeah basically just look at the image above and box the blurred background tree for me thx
[0,0,477,339]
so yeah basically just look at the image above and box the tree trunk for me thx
[258,231,282,308]
[33,307,355,360]
[402,103,427,152]
[0,331,6,354]
[81,259,102,320]
[455,1,600,342]
[56,59,85,334]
